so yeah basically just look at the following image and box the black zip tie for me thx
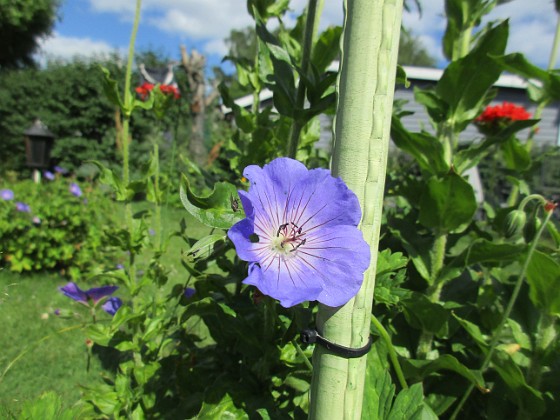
[300,328,374,359]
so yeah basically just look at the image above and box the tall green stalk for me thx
[121,0,142,283]
[308,1,403,418]
[286,0,324,159]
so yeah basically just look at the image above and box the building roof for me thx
[222,64,530,114]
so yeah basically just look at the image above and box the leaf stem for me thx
[450,207,554,419]
[370,314,408,389]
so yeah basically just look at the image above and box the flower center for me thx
[270,222,307,257]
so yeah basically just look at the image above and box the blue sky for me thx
[38,0,559,71]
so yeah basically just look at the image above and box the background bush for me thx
[0,177,117,278]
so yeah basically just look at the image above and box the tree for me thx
[0,0,59,70]
[398,28,437,67]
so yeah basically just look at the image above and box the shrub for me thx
[0,176,116,278]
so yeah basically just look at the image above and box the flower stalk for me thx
[121,0,142,282]
[308,1,403,418]
[286,0,324,159]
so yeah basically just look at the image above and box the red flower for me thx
[135,82,154,100]
[159,84,180,99]
[475,102,531,124]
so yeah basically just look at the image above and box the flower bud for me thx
[504,209,526,238]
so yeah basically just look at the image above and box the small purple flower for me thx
[54,166,68,174]
[102,297,122,316]
[69,183,82,197]
[15,202,30,213]
[44,171,55,181]
[59,282,118,306]
[54,309,61,316]
[149,228,155,236]
[116,263,124,270]
[184,287,196,299]
[228,158,370,308]
[1,189,14,201]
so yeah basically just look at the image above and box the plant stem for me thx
[286,0,322,159]
[153,142,162,250]
[370,315,408,390]
[450,208,554,420]
[308,1,403,418]
[293,339,314,372]
[121,0,142,284]
[525,312,557,390]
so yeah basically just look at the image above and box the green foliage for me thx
[0,0,59,69]
[0,178,116,277]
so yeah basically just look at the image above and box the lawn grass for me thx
[0,200,213,416]
[0,271,106,415]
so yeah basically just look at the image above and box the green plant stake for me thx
[308,0,403,418]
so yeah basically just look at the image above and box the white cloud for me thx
[86,0,558,69]
[203,39,228,57]
[37,32,124,62]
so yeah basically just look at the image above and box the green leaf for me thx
[391,117,450,176]
[180,175,245,229]
[491,350,545,415]
[419,172,477,232]
[185,234,227,262]
[414,88,447,123]
[88,160,128,201]
[362,344,395,420]
[311,26,342,73]
[196,393,249,419]
[526,250,560,315]
[396,65,410,88]
[99,66,125,111]
[387,383,424,420]
[501,137,531,171]
[437,21,508,128]
[18,391,83,420]
[401,355,485,390]
[402,293,449,334]
[491,53,560,102]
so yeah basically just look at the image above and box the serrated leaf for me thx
[180,175,245,229]
[99,65,125,111]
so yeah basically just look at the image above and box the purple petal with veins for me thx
[228,157,370,308]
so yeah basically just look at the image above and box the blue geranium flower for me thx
[0,189,14,201]
[44,171,55,181]
[59,282,118,306]
[15,202,30,213]
[102,297,122,316]
[228,157,370,308]
[69,182,82,197]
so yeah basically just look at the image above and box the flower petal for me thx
[59,282,88,304]
[86,285,118,304]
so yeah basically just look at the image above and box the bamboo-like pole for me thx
[308,0,403,418]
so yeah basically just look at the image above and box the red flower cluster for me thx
[475,102,531,124]
[135,82,180,100]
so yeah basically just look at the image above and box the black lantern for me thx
[24,119,55,168]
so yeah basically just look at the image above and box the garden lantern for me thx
[24,118,55,169]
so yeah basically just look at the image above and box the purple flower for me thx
[69,183,82,197]
[54,309,60,316]
[54,166,67,174]
[149,228,155,236]
[102,297,122,316]
[116,263,124,270]
[44,171,55,181]
[59,282,118,306]
[15,202,30,213]
[1,189,14,201]
[227,158,370,308]
[184,287,196,299]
